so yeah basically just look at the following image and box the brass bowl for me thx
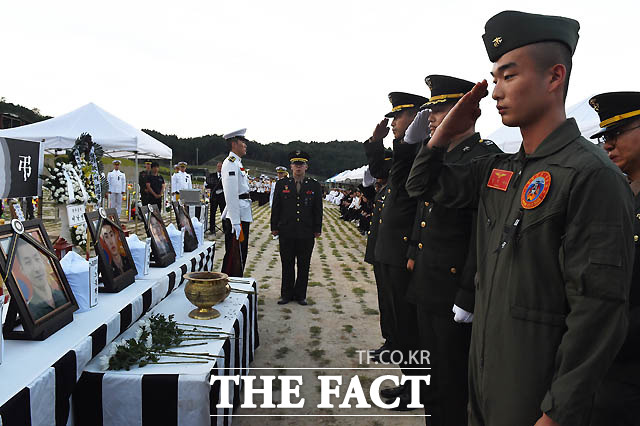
[183,271,231,320]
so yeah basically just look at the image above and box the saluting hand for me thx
[428,80,488,149]
[370,118,390,143]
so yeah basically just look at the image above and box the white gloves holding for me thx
[404,109,431,145]
[452,304,473,323]
[233,224,242,239]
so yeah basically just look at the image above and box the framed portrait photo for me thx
[85,208,137,293]
[138,204,176,267]
[172,201,198,252]
[0,219,78,341]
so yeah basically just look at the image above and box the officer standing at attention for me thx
[587,92,640,426]
[364,91,428,410]
[270,166,287,208]
[170,164,180,201]
[139,160,152,205]
[107,159,126,216]
[221,129,253,271]
[177,162,192,192]
[271,151,323,305]
[205,162,225,234]
[404,74,501,425]
[406,11,634,426]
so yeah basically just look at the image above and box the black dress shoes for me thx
[380,384,406,399]
[277,298,290,305]
[297,299,308,306]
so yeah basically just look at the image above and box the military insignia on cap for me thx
[493,37,503,47]
[521,171,551,209]
[589,98,600,112]
[425,77,432,90]
[296,150,301,155]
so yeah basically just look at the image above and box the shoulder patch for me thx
[229,171,236,176]
[228,156,236,162]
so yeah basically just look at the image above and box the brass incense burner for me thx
[183,271,231,320]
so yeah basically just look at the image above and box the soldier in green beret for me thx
[588,92,640,426]
[406,10,634,426]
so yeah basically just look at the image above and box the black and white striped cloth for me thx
[0,243,216,426]
[73,278,259,426]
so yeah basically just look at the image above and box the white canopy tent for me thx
[488,96,601,153]
[326,165,368,183]
[0,102,172,159]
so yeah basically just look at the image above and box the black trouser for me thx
[279,237,315,301]
[379,264,418,376]
[209,192,226,232]
[149,199,162,212]
[590,366,640,426]
[416,307,471,426]
[373,262,393,344]
[222,219,250,272]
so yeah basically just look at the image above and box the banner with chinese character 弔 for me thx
[0,137,44,198]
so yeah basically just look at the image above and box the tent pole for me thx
[135,151,139,234]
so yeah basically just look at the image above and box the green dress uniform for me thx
[364,153,393,348]
[406,118,634,426]
[588,92,640,425]
[270,158,323,302]
[407,132,501,425]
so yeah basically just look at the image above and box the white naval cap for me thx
[112,159,121,164]
[223,128,247,140]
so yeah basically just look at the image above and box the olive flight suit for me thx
[406,119,634,426]
[406,133,501,425]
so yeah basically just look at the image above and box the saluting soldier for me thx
[107,159,126,216]
[406,11,633,426]
[587,92,640,426]
[364,91,428,410]
[221,129,253,272]
[363,151,394,360]
[404,74,501,425]
[139,161,152,205]
[271,151,323,305]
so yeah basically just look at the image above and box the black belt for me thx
[239,193,251,200]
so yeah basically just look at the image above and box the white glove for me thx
[233,224,242,239]
[452,304,473,323]
[404,109,431,144]
[362,166,375,188]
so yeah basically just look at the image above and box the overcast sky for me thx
[2,0,638,148]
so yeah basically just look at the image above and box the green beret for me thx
[482,10,580,62]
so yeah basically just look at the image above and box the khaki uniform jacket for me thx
[406,133,501,312]
[406,119,634,426]
[270,177,323,239]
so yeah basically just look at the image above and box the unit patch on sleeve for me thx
[487,168,514,191]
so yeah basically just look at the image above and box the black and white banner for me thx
[0,137,44,198]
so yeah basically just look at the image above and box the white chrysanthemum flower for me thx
[134,327,143,340]
[99,355,110,371]
[145,334,153,348]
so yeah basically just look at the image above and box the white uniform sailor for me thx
[171,164,180,201]
[221,128,253,274]
[172,162,192,199]
[270,166,288,208]
[107,160,126,216]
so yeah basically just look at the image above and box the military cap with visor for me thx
[422,75,475,109]
[289,150,310,164]
[482,10,580,62]
[385,92,429,118]
[112,159,121,165]
[275,166,287,172]
[223,128,248,141]
[589,92,640,140]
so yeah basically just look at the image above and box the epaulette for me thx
[228,156,236,162]
[479,139,495,146]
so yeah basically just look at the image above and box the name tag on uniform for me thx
[487,168,513,191]
[229,171,235,176]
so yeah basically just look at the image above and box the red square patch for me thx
[487,168,514,191]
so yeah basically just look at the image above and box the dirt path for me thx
[226,202,424,426]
